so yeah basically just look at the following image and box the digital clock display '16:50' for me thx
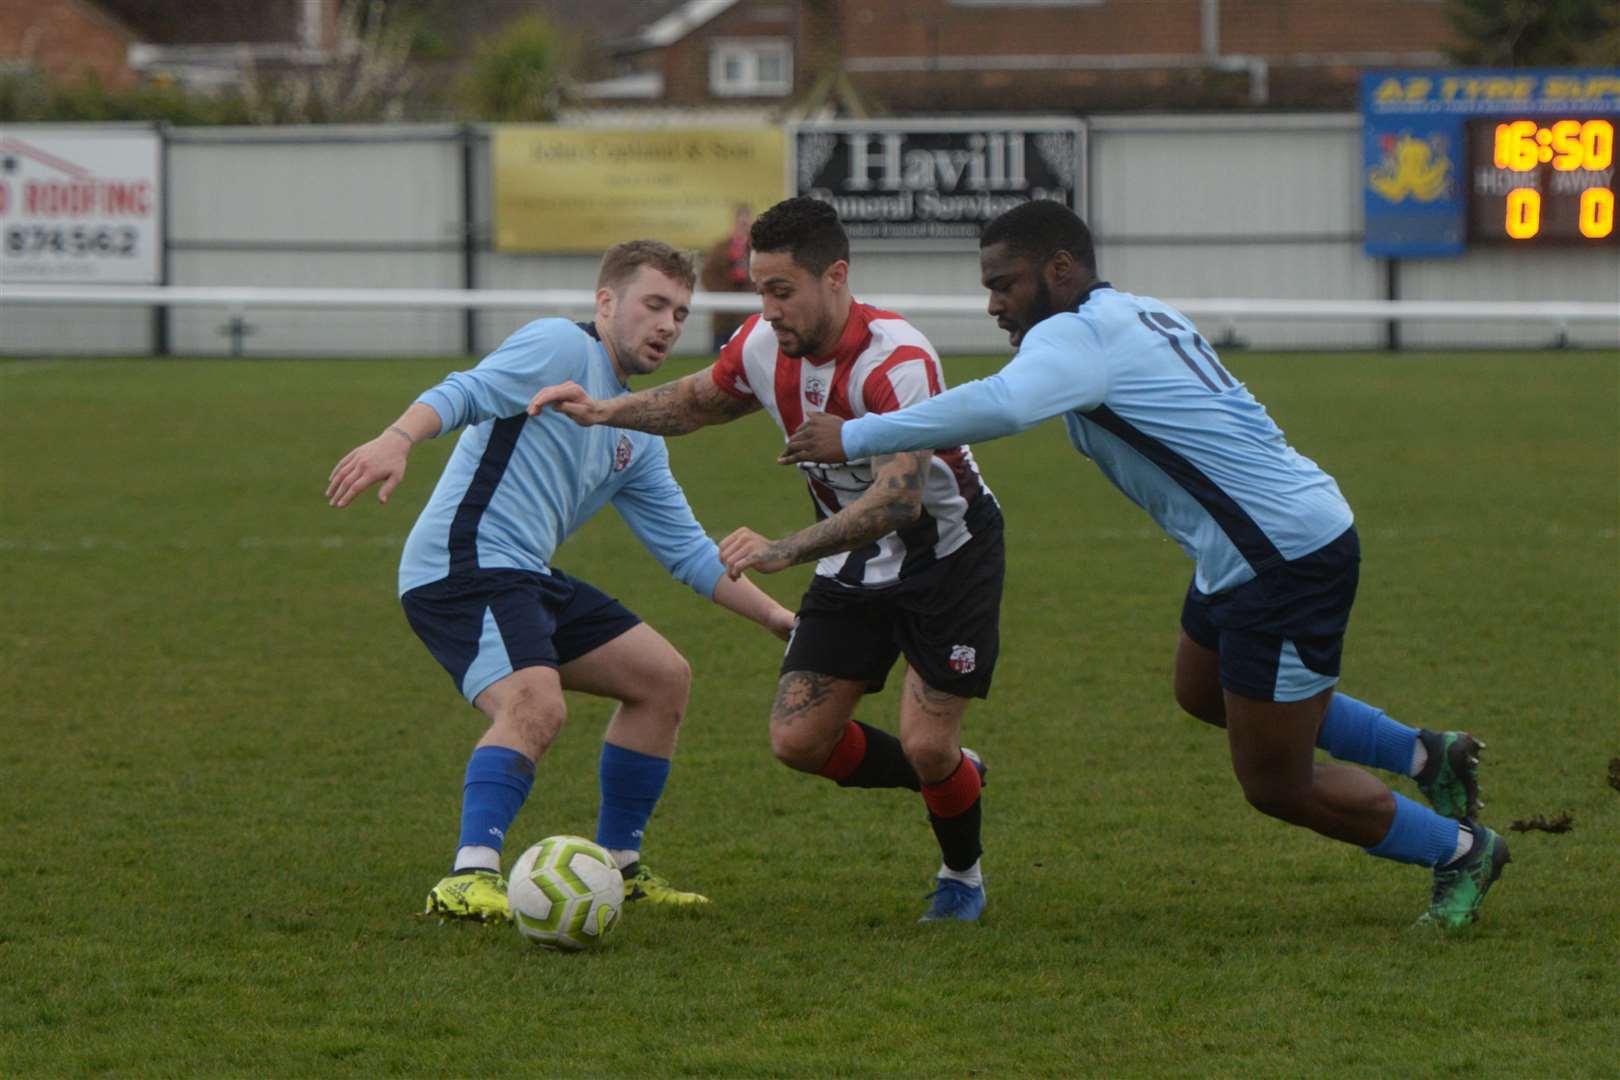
[1467,117,1616,243]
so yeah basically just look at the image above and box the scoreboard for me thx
[1362,69,1620,257]
[1467,117,1614,242]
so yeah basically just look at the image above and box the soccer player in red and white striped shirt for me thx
[530,198,1005,923]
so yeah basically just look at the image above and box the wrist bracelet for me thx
[387,424,416,445]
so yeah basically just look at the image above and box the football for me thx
[508,835,625,951]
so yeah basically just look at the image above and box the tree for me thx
[458,16,576,122]
[1446,0,1620,65]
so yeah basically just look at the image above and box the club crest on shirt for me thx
[613,434,633,472]
[804,376,825,408]
[948,644,977,674]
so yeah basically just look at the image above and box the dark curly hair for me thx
[749,196,850,276]
[980,200,1096,275]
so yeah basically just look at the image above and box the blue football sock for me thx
[596,742,671,853]
[1318,693,1419,775]
[457,746,535,854]
[1364,792,1460,867]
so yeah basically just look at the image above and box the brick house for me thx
[575,0,1462,114]
[0,0,343,91]
[0,0,142,89]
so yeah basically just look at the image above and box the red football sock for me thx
[921,752,982,818]
[816,720,868,782]
[922,753,983,872]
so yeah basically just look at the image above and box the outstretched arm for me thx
[711,573,797,641]
[717,450,931,578]
[326,401,442,507]
[778,376,1031,465]
[611,439,793,642]
[528,366,759,435]
[330,318,591,506]
[780,327,1108,464]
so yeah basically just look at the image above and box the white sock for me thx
[1407,738,1429,778]
[1444,824,1474,866]
[454,845,501,873]
[937,859,983,888]
[607,848,639,871]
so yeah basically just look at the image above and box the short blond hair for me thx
[597,240,697,293]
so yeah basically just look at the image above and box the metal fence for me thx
[2,118,1617,356]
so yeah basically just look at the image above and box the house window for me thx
[709,40,792,97]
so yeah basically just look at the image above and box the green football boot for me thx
[423,868,512,924]
[622,862,710,906]
[1415,821,1510,930]
[1414,729,1484,819]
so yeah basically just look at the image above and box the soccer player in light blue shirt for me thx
[328,241,795,922]
[780,201,1510,930]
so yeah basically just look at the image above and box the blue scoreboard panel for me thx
[1362,70,1619,257]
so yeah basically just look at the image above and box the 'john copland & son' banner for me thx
[494,126,785,253]
[789,118,1086,243]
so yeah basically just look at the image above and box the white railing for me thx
[2,283,1615,328]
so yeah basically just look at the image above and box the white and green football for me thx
[508,835,624,951]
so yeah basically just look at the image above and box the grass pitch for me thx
[1,350,1616,1078]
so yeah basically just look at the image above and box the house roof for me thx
[90,0,740,62]
[627,0,741,49]
[89,0,310,46]
[528,0,688,49]
[374,1,691,60]
[533,0,739,53]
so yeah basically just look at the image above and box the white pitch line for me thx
[0,527,1614,555]
[0,535,409,553]
[0,361,76,377]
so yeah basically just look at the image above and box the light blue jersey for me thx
[839,285,1353,594]
[398,317,725,599]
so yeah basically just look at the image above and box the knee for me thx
[1235,770,1310,822]
[900,733,958,786]
[769,720,834,773]
[1174,678,1225,727]
[492,689,567,757]
[625,650,692,719]
[654,651,693,711]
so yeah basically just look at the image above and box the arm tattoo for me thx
[601,377,706,434]
[771,670,840,727]
[765,451,930,567]
[603,368,759,434]
[699,375,761,420]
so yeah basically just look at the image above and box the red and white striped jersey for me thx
[711,301,1000,589]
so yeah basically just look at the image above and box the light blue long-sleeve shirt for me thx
[398,317,725,599]
[839,286,1353,594]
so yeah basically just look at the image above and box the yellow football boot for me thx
[423,868,512,923]
[622,863,710,906]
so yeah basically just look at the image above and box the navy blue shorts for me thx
[401,567,642,704]
[1180,527,1360,703]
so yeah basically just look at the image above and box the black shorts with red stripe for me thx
[781,521,1005,699]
